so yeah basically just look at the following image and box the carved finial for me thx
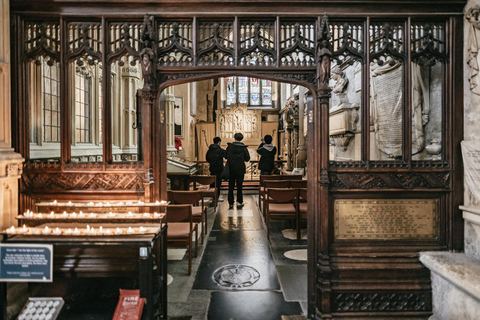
[317,14,332,89]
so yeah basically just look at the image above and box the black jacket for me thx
[257,143,277,172]
[205,144,226,175]
[226,142,251,176]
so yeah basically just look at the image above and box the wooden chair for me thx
[262,180,291,215]
[190,175,218,210]
[265,188,298,239]
[290,180,307,189]
[297,188,308,240]
[258,175,282,211]
[168,190,207,244]
[166,204,198,275]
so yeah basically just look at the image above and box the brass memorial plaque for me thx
[334,199,436,239]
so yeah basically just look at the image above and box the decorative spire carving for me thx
[140,14,156,90]
[317,14,332,90]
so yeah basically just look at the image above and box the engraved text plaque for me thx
[334,199,436,239]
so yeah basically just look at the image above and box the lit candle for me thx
[18,225,28,234]
[73,228,80,235]
[155,200,160,204]
[54,227,62,235]
[115,227,123,235]
[62,211,68,218]
[118,202,124,205]
[105,229,112,235]
[98,226,103,235]
[79,211,85,218]
[127,212,134,218]
[36,213,43,218]
[160,200,167,205]
[96,202,103,207]
[71,212,77,218]
[42,227,51,234]
[7,226,15,234]
[49,211,55,218]
[105,202,111,207]
[89,227,95,235]
[53,200,57,205]
[139,227,147,233]
[143,213,151,218]
[89,213,96,218]
[127,227,134,234]
[108,212,115,218]
[138,200,143,205]
[88,202,94,206]
[126,201,133,205]
[67,201,72,206]
[154,212,161,218]
[86,225,90,232]
[65,228,73,235]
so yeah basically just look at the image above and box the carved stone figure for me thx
[140,46,155,89]
[331,66,349,109]
[467,7,480,95]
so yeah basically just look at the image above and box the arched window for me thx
[226,76,272,107]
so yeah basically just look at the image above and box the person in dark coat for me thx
[205,137,226,201]
[226,133,251,209]
[257,134,277,175]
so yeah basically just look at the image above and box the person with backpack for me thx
[225,133,251,209]
[257,134,277,175]
[205,137,226,202]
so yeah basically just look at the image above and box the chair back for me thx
[264,180,290,189]
[282,174,303,180]
[166,204,192,223]
[260,174,282,185]
[267,188,298,203]
[298,188,308,201]
[290,180,307,188]
[168,190,204,205]
[191,175,216,188]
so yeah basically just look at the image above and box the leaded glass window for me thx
[75,71,91,143]
[226,76,272,106]
[42,61,61,143]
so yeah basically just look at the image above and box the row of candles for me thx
[5,225,149,235]
[21,210,164,219]
[41,200,168,207]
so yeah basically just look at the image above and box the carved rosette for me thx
[6,163,22,177]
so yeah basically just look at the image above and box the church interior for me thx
[2,0,480,319]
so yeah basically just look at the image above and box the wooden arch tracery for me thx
[10,4,465,319]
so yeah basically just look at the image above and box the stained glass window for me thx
[262,79,272,105]
[226,76,272,107]
[227,77,236,105]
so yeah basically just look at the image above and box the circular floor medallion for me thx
[167,274,174,286]
[213,264,260,288]
[284,249,307,261]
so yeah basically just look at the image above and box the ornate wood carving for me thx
[157,21,194,67]
[197,22,234,66]
[24,22,61,62]
[279,21,316,67]
[66,22,102,63]
[316,14,332,90]
[411,22,447,65]
[333,292,429,312]
[140,15,156,89]
[107,21,143,63]
[329,171,450,189]
[22,172,143,191]
[239,21,276,66]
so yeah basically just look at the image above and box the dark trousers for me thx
[210,173,223,198]
[228,175,244,205]
[260,170,272,176]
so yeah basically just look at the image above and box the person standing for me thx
[226,133,251,209]
[257,134,277,176]
[206,137,226,202]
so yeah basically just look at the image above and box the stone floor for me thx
[167,191,308,320]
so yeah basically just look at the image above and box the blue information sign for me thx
[0,244,53,282]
